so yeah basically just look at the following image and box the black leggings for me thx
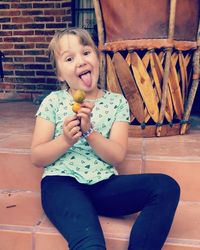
[41,174,180,250]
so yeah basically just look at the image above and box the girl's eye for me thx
[65,57,73,62]
[83,50,91,56]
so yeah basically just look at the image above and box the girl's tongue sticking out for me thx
[80,72,92,88]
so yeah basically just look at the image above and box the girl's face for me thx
[55,34,100,94]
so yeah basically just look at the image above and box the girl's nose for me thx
[76,56,86,67]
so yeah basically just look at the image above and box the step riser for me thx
[1,191,200,249]
[0,153,42,192]
[1,229,200,250]
[0,230,33,250]
[1,152,199,202]
[164,244,200,250]
[143,160,200,202]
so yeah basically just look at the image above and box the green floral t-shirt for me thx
[36,89,130,184]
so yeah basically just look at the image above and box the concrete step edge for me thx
[166,237,200,247]
[0,148,30,154]
[1,150,200,164]
[1,224,200,248]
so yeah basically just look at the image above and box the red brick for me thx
[4,64,24,70]
[11,3,32,9]
[0,31,12,36]
[12,17,34,23]
[44,9,65,16]
[0,10,21,16]
[25,36,46,43]
[13,30,34,36]
[0,82,14,90]
[21,10,43,16]
[4,37,24,43]
[4,50,23,56]
[14,43,35,50]
[0,43,14,50]
[14,57,34,63]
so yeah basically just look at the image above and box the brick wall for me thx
[0,0,72,100]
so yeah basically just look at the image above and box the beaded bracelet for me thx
[82,127,94,139]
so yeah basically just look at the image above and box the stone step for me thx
[0,190,200,250]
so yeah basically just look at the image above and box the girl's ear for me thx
[56,69,63,82]
[57,75,63,81]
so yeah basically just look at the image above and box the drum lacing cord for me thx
[148,48,155,53]
[180,119,190,125]
[168,121,173,127]
[128,49,134,53]
[156,122,163,127]
[156,120,190,127]
[163,47,173,53]
[138,120,190,129]
[140,122,146,130]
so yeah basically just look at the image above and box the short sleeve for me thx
[36,92,57,123]
[115,95,130,123]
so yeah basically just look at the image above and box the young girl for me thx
[31,28,180,250]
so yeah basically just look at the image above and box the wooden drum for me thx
[93,0,199,137]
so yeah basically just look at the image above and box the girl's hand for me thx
[63,115,82,145]
[77,101,94,133]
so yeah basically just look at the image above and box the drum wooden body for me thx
[93,0,199,137]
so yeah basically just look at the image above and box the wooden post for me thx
[156,0,177,136]
[180,21,200,135]
[93,0,106,89]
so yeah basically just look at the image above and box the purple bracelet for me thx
[82,127,94,139]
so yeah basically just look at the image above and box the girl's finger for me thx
[72,131,82,140]
[70,125,81,136]
[76,112,90,121]
[64,117,80,130]
[63,115,77,125]
[81,101,94,110]
[77,107,92,116]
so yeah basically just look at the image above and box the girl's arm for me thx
[31,115,81,167]
[86,121,129,166]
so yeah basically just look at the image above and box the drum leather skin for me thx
[99,0,199,43]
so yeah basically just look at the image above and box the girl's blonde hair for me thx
[48,27,99,73]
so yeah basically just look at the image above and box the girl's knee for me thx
[157,174,180,201]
